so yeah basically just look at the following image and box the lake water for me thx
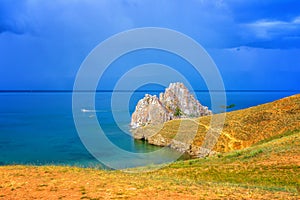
[0,91,298,168]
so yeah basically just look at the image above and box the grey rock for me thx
[130,82,212,129]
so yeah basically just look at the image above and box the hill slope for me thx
[1,129,299,199]
[134,94,300,156]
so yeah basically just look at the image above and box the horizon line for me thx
[0,89,299,93]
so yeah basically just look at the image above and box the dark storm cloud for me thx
[0,0,30,34]
[227,0,300,23]
[0,0,299,90]
[225,0,300,49]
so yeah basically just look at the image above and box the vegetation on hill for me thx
[141,94,300,154]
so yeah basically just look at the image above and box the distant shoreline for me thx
[0,89,299,93]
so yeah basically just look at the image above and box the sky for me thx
[0,0,300,90]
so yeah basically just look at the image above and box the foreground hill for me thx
[0,129,299,199]
[133,94,300,156]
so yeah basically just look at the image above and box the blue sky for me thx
[0,0,300,90]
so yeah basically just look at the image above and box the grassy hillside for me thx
[0,129,299,199]
[141,94,300,154]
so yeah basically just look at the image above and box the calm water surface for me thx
[0,91,297,168]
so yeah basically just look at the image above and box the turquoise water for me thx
[0,91,297,168]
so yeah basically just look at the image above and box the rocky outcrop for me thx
[159,82,211,118]
[130,94,172,129]
[132,93,300,157]
[130,82,212,129]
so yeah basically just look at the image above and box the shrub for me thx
[174,107,182,117]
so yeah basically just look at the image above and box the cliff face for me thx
[130,82,211,129]
[159,82,211,118]
[130,94,172,129]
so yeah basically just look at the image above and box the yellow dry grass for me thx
[1,130,299,199]
[146,94,300,153]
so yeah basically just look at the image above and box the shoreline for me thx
[1,129,299,199]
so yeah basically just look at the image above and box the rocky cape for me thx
[131,93,300,158]
[130,82,213,156]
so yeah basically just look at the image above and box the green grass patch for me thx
[224,150,242,158]
[243,149,263,159]
[253,129,299,146]
[157,130,300,194]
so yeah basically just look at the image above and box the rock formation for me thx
[130,94,172,129]
[130,82,212,129]
[132,93,300,157]
[159,82,212,118]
